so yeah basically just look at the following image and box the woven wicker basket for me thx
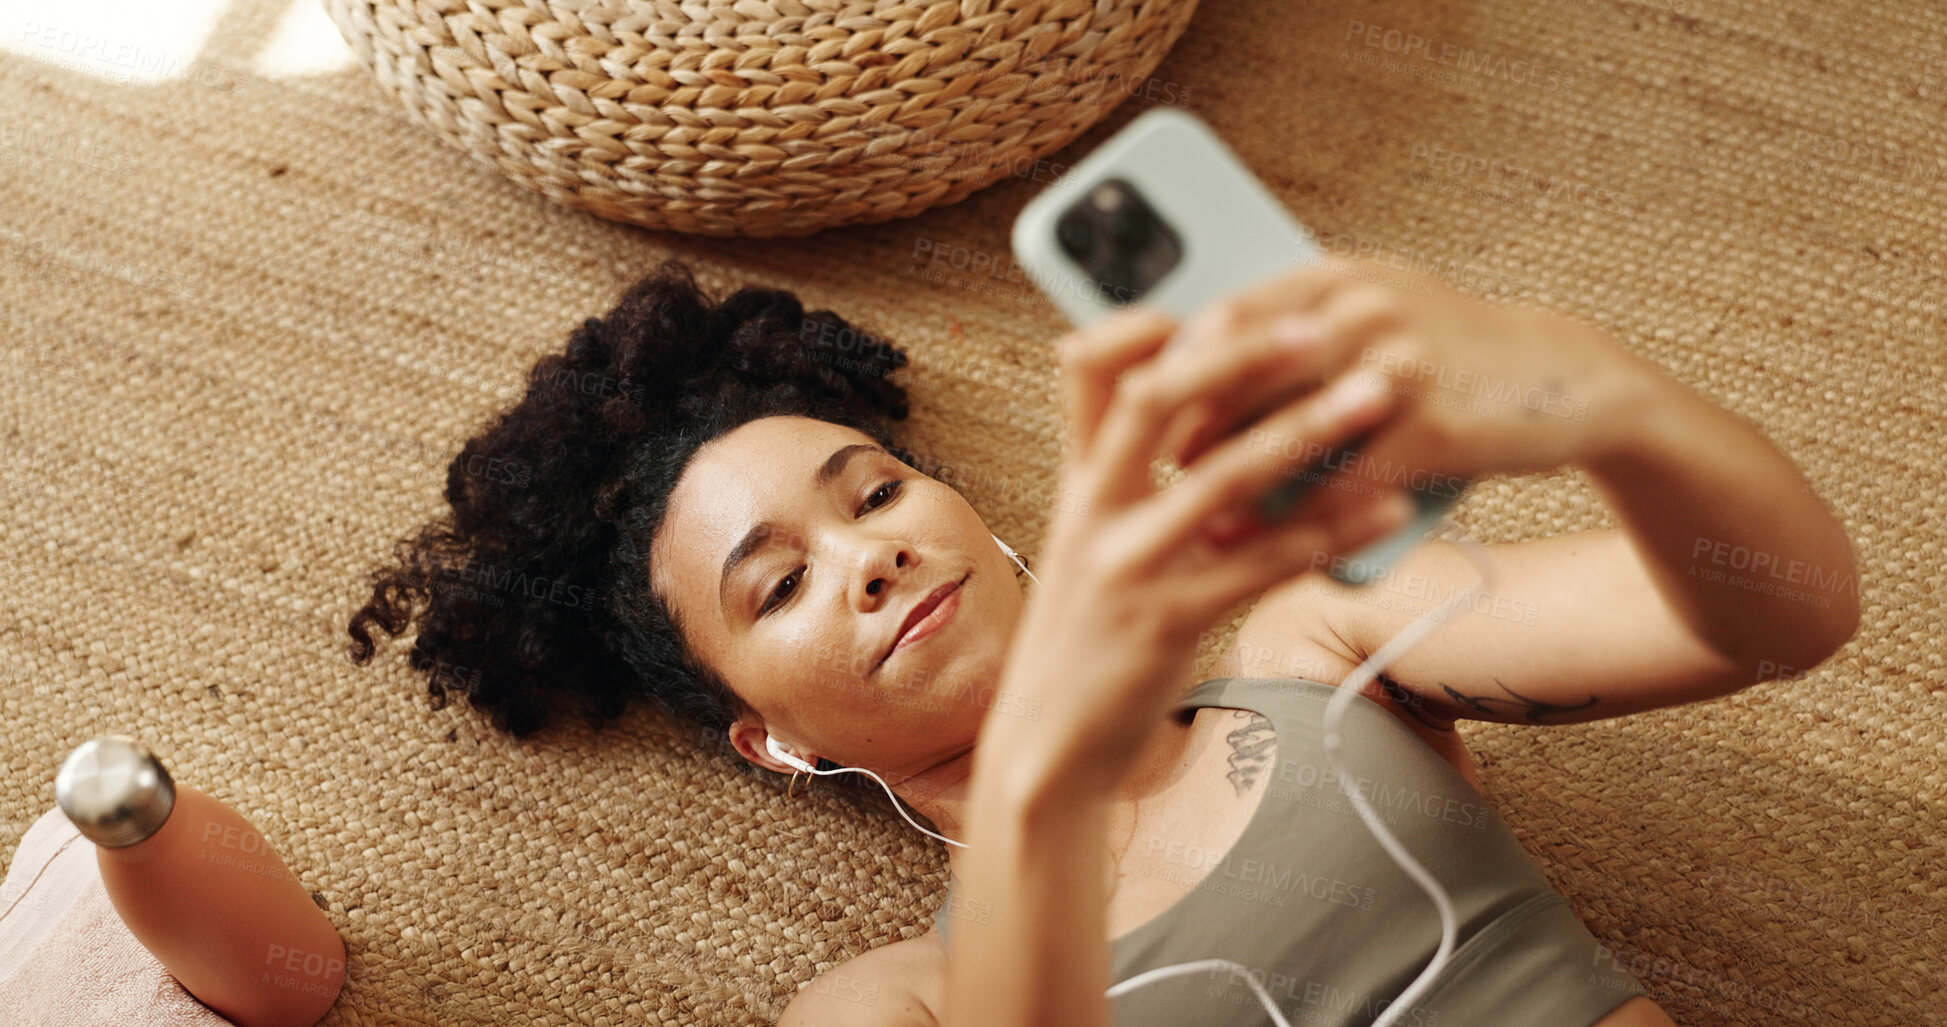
[322,0,1202,238]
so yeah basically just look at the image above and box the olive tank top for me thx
[932,676,1648,1027]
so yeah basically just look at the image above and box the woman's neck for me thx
[934,706,1205,881]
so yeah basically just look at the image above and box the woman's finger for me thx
[1169,284,1408,470]
[1138,367,1398,554]
[1171,484,1417,618]
[1144,302,1330,470]
[1054,304,1178,468]
[1157,257,1356,364]
[1081,296,1338,513]
[1203,454,1402,550]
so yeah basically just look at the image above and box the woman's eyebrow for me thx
[717,442,889,614]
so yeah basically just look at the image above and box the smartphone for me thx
[1010,107,1463,586]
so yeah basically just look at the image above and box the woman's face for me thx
[651,415,1027,777]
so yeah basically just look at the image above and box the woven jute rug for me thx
[2,0,1942,1024]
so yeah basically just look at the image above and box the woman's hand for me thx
[980,299,1423,796]
[1155,254,1654,513]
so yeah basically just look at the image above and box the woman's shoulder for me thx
[778,930,948,1026]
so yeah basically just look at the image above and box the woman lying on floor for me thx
[347,255,1857,1027]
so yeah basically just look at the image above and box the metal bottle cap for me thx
[55,735,177,848]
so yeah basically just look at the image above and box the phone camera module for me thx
[1053,178,1182,308]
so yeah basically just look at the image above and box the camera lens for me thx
[1106,204,1149,246]
[1052,177,1181,308]
[1056,213,1094,255]
[1088,182,1125,213]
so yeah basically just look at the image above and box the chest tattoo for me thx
[1222,709,1277,796]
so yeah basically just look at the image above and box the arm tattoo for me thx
[1376,673,1457,733]
[1223,710,1277,796]
[1438,676,1598,723]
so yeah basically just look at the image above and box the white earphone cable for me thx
[779,752,972,849]
[1316,533,1496,1027]
[782,530,1495,1026]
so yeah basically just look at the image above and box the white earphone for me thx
[764,731,967,847]
[990,532,1038,585]
[766,528,1495,1027]
[764,733,814,774]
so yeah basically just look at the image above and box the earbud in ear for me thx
[765,734,816,774]
[992,532,1040,584]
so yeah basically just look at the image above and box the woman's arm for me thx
[1142,255,1860,724]
[1286,344,1860,726]
[1578,350,1860,675]
[940,719,1116,1027]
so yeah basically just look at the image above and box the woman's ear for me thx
[727,714,798,774]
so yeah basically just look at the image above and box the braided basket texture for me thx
[321,0,1201,237]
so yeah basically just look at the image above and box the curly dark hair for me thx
[346,258,928,810]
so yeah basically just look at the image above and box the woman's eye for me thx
[761,569,801,615]
[758,480,903,617]
[862,479,903,511]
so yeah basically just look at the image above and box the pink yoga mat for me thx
[0,806,233,1025]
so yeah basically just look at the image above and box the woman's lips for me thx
[886,576,965,662]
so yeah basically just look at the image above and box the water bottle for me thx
[55,736,346,1027]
